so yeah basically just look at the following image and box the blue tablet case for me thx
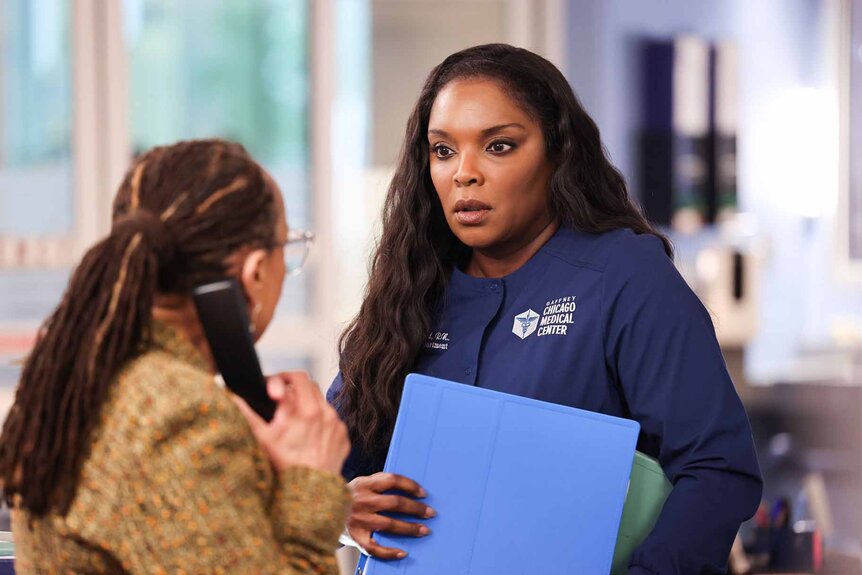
[363,374,640,575]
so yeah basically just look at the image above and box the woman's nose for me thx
[453,152,483,187]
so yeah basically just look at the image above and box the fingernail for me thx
[397,551,407,559]
[418,488,427,498]
[425,507,436,518]
[267,377,285,396]
[419,525,431,536]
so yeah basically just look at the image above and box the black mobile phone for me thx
[192,278,276,421]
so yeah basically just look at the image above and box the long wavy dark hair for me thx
[337,43,671,468]
[0,139,278,516]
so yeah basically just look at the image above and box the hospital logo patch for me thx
[537,296,576,337]
[512,309,540,339]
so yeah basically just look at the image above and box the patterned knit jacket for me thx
[11,323,351,574]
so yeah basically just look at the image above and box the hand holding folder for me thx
[362,374,646,575]
[346,471,435,559]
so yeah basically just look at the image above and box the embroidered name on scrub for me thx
[425,331,450,350]
[537,297,576,337]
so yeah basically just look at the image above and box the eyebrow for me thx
[428,123,528,139]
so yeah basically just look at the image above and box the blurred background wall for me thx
[2,0,862,571]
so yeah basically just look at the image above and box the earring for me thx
[249,302,262,336]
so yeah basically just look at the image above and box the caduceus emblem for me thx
[512,309,540,340]
[518,312,536,336]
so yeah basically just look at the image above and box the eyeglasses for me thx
[280,228,315,276]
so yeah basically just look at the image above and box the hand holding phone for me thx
[231,372,350,475]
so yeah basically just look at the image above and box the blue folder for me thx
[362,374,640,575]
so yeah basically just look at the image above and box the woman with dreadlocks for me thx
[0,139,350,573]
[329,44,762,574]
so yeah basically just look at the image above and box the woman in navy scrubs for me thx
[329,44,762,574]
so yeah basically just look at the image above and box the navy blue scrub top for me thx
[328,227,763,575]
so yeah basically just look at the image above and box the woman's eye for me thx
[487,141,514,154]
[433,144,455,159]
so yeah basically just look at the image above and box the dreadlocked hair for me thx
[0,139,278,516]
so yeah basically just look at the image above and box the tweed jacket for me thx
[11,324,351,574]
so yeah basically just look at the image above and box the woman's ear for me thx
[239,248,268,307]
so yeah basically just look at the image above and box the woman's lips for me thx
[454,199,491,225]
[455,209,490,225]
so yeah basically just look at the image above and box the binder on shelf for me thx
[711,40,739,223]
[362,374,641,575]
[639,35,712,233]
